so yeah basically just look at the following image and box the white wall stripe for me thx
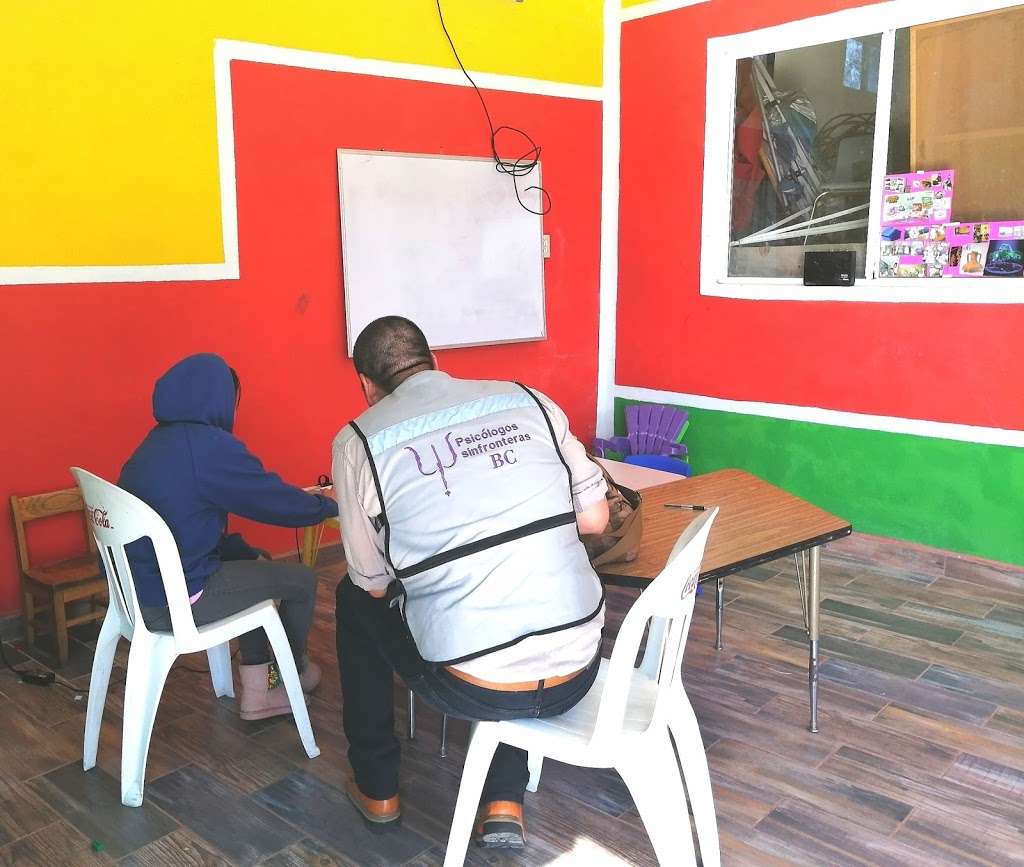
[0,40,602,287]
[615,385,1024,448]
[218,40,604,102]
[213,41,241,281]
[621,0,712,23]
[0,264,238,287]
[596,0,621,437]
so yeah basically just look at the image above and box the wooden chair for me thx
[10,487,108,665]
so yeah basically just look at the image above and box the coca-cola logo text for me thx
[87,507,112,530]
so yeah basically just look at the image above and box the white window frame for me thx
[700,0,1024,303]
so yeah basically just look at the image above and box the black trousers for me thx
[335,575,600,804]
[143,558,318,665]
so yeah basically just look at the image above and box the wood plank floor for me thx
[1,532,1022,866]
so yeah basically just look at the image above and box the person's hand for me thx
[368,587,387,599]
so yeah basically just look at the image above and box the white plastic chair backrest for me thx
[70,468,201,645]
[590,508,718,749]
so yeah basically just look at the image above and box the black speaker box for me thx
[803,251,856,287]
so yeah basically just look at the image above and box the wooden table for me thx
[300,465,852,732]
[598,465,852,733]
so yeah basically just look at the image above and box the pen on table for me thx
[664,504,706,511]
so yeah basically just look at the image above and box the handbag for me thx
[581,460,644,567]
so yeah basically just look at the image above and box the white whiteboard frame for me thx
[338,149,547,354]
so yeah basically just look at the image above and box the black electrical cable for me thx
[0,637,88,694]
[0,637,30,676]
[0,631,223,689]
[435,0,551,216]
[0,634,18,675]
[176,645,240,675]
[51,676,87,695]
[811,112,875,178]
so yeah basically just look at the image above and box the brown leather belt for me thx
[445,665,586,692]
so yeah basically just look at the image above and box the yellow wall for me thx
[1,1,602,268]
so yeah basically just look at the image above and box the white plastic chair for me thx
[72,468,319,807]
[443,509,720,867]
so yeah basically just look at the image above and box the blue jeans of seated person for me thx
[335,575,601,805]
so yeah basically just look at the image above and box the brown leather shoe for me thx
[346,779,401,825]
[475,800,525,849]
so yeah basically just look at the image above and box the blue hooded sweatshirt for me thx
[118,353,337,608]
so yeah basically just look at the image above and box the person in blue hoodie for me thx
[118,353,338,720]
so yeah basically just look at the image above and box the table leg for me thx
[808,545,821,733]
[301,524,320,569]
[440,714,448,759]
[408,689,416,740]
[715,576,724,650]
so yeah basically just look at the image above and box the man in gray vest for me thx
[333,316,609,849]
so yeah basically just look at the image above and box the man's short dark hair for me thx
[352,316,434,393]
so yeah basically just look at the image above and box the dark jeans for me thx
[335,575,600,804]
[143,558,318,665]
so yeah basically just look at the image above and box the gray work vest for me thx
[349,377,604,665]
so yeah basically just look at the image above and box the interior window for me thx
[728,36,881,279]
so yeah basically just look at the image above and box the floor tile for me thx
[148,765,301,864]
[28,762,178,859]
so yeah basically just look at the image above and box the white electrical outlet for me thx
[543,234,551,258]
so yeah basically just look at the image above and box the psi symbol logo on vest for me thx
[406,432,458,496]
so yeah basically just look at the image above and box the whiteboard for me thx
[338,150,546,354]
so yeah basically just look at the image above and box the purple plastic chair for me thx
[593,404,689,461]
[624,454,692,476]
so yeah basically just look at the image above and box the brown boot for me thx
[346,779,401,825]
[239,663,304,721]
[475,800,525,849]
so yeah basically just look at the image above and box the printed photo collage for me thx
[879,170,954,279]
[879,169,1024,278]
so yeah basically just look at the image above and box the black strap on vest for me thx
[395,512,576,580]
[514,382,578,526]
[348,420,396,574]
[439,585,606,667]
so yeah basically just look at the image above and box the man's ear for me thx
[430,351,440,370]
[359,373,385,407]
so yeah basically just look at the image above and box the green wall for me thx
[614,398,1024,567]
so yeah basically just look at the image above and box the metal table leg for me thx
[715,576,724,650]
[440,714,448,759]
[408,689,416,740]
[807,545,821,733]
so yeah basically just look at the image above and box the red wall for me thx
[0,61,602,614]
[619,0,1023,431]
